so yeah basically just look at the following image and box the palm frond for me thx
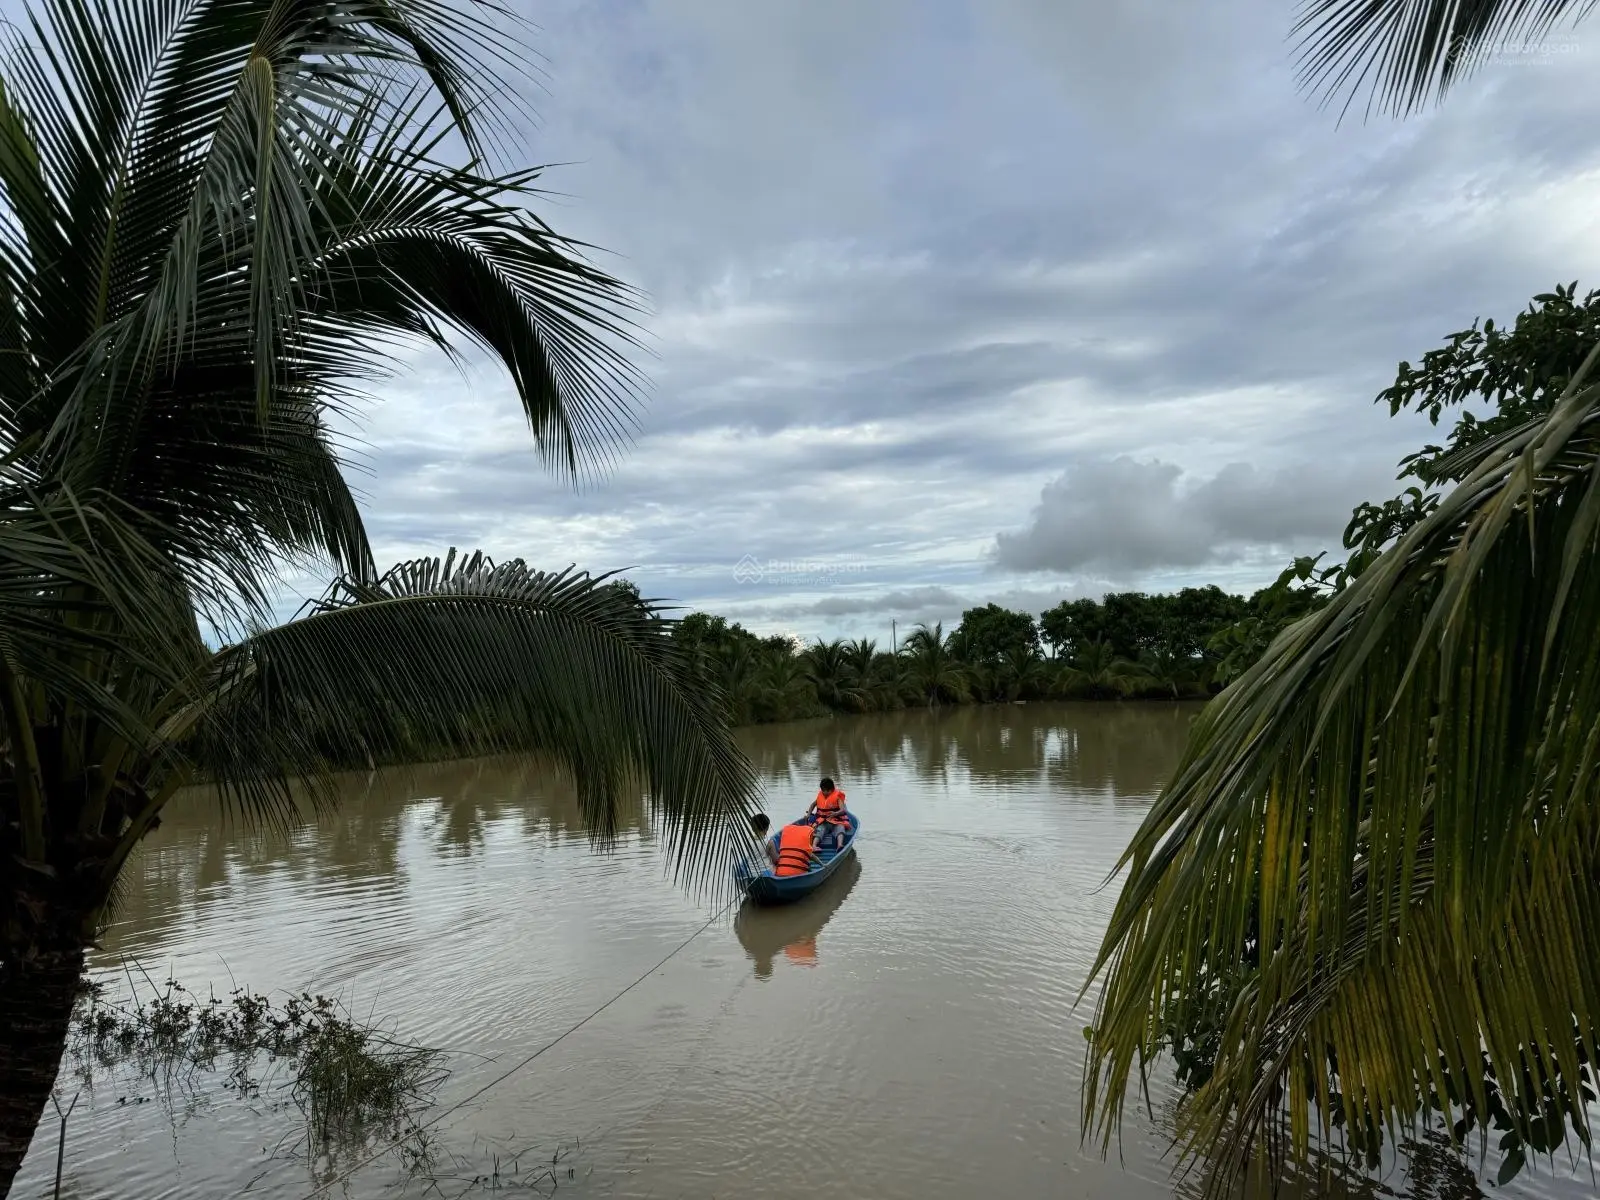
[0,476,205,756]
[1292,0,1598,120]
[300,93,647,479]
[0,0,639,627]
[1084,351,1600,1193]
[178,552,763,890]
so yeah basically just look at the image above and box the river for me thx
[13,703,1596,1199]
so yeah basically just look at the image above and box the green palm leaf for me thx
[1291,0,1598,119]
[170,552,761,890]
[1083,351,1600,1193]
[0,0,640,626]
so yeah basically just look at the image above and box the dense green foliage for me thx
[667,588,1268,727]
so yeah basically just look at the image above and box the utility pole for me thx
[891,619,897,653]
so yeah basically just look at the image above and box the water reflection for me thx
[17,701,1592,1200]
[108,754,653,949]
[734,855,863,979]
[737,702,1200,801]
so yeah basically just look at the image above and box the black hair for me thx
[748,813,771,834]
[819,777,834,792]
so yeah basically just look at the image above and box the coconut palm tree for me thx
[1083,352,1600,1194]
[996,644,1051,701]
[803,638,860,712]
[755,651,815,723]
[0,0,760,1183]
[858,647,910,713]
[711,644,762,728]
[1130,647,1201,699]
[836,637,891,712]
[1080,6,1600,1192]
[1292,0,1596,118]
[900,623,969,707]
[1056,639,1141,700]
[844,638,878,680]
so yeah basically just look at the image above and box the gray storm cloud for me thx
[807,587,967,618]
[254,0,1600,638]
[992,457,1397,575]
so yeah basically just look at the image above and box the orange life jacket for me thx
[775,823,817,876]
[814,788,848,824]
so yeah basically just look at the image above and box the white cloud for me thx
[992,456,1401,575]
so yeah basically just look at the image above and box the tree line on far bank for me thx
[305,576,1322,772]
[664,574,1330,728]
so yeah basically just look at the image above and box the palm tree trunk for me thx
[0,944,85,1194]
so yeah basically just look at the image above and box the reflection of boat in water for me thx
[734,854,862,980]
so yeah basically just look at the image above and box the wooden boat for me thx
[734,853,861,978]
[734,813,861,906]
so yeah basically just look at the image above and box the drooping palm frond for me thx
[299,90,647,479]
[3,0,515,404]
[1083,349,1600,1194]
[1292,0,1598,120]
[0,476,203,737]
[0,0,716,1180]
[0,0,641,632]
[164,552,762,891]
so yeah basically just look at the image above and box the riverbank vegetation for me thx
[68,972,445,1179]
[667,586,1286,725]
[0,0,761,1188]
[294,577,1328,764]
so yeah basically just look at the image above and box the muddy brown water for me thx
[14,703,1596,1199]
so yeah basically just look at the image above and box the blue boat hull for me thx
[735,813,860,906]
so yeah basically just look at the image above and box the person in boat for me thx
[774,820,823,877]
[806,776,851,851]
[749,812,779,868]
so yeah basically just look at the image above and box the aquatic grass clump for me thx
[68,971,447,1163]
[292,1010,446,1148]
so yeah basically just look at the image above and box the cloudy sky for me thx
[336,0,1600,643]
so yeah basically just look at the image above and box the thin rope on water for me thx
[295,895,739,1200]
[525,949,755,1181]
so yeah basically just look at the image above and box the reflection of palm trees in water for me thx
[733,855,862,980]
[1040,705,1196,800]
[396,755,651,849]
[737,719,904,792]
[108,754,654,945]
[736,703,1199,801]
[114,706,1193,958]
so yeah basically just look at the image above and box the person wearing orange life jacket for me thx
[774,821,821,877]
[806,776,851,851]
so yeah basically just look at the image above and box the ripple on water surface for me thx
[13,704,1597,1200]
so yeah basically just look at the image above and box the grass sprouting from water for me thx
[68,969,447,1176]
